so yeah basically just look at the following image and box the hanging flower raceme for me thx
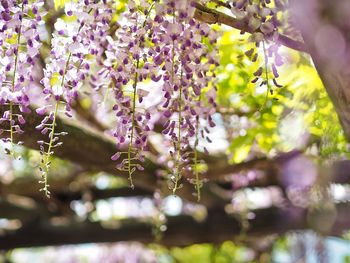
[0,0,221,200]
[105,0,156,188]
[36,0,113,197]
[147,0,219,196]
[0,0,44,157]
[103,0,219,197]
[231,0,284,101]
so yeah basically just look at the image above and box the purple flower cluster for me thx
[39,0,112,115]
[36,0,113,196]
[150,0,219,193]
[102,0,158,187]
[0,0,222,197]
[0,0,44,156]
[101,0,219,193]
[231,0,284,95]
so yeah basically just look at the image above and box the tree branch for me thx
[193,2,307,53]
[1,106,162,189]
[2,106,350,206]
[0,203,349,249]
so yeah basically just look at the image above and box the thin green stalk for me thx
[143,2,155,27]
[127,59,140,189]
[39,8,92,196]
[171,5,176,81]
[41,52,71,197]
[193,140,200,201]
[40,101,58,197]
[170,6,182,194]
[193,99,201,201]
[260,40,271,111]
[124,3,155,188]
[173,84,182,195]
[9,2,24,157]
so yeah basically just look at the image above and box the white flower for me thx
[67,68,78,81]
[65,2,78,15]
[54,18,66,32]
[52,84,63,96]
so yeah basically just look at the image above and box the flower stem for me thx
[40,9,92,197]
[260,40,271,111]
[193,97,202,201]
[41,101,58,197]
[170,9,182,194]
[41,52,71,197]
[9,2,24,157]
[125,3,155,188]
[193,144,200,201]
[127,58,140,189]
[173,83,182,195]
[143,2,155,27]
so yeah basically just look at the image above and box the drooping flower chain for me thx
[36,0,113,197]
[230,0,284,100]
[103,0,219,196]
[0,0,44,157]
[150,0,219,195]
[104,1,158,188]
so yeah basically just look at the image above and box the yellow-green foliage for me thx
[216,29,348,162]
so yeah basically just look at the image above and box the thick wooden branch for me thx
[0,203,349,250]
[3,157,350,214]
[2,106,350,206]
[0,107,227,206]
[193,2,307,52]
[0,200,42,221]
[0,105,287,205]
[1,177,153,205]
[0,106,159,191]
